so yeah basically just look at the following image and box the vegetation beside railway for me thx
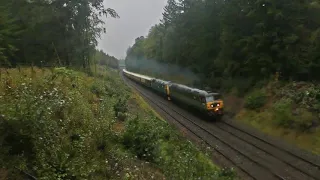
[237,81,320,155]
[0,67,235,179]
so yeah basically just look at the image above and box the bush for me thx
[122,117,162,162]
[294,109,315,132]
[272,99,316,132]
[90,82,105,96]
[244,90,267,110]
[272,99,294,128]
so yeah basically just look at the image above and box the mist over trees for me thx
[125,0,320,92]
[0,0,119,69]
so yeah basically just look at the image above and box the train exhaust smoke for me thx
[125,58,200,87]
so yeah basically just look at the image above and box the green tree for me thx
[125,0,320,92]
[1,0,119,69]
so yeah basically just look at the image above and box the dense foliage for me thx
[126,0,320,92]
[0,0,119,69]
[0,67,130,179]
[0,67,235,179]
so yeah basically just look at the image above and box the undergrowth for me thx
[237,81,320,155]
[0,67,236,179]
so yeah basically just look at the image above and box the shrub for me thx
[272,99,294,128]
[114,98,128,118]
[122,117,161,162]
[294,109,315,132]
[244,90,267,110]
[272,99,317,132]
[90,82,105,97]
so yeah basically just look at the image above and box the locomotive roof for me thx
[153,78,170,84]
[123,69,154,81]
[170,83,220,96]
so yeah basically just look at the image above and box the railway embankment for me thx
[233,81,320,155]
[0,67,234,180]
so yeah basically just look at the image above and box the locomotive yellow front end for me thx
[205,94,224,118]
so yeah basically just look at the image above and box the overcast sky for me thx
[97,0,167,59]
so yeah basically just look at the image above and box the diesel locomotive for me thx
[123,69,224,119]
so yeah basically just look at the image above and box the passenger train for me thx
[122,69,224,120]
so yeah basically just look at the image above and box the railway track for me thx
[216,121,320,178]
[122,74,320,180]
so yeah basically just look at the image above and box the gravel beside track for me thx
[122,73,320,180]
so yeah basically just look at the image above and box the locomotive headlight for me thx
[211,104,214,108]
[217,103,220,107]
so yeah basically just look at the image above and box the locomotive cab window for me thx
[205,96,214,102]
[213,94,222,100]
